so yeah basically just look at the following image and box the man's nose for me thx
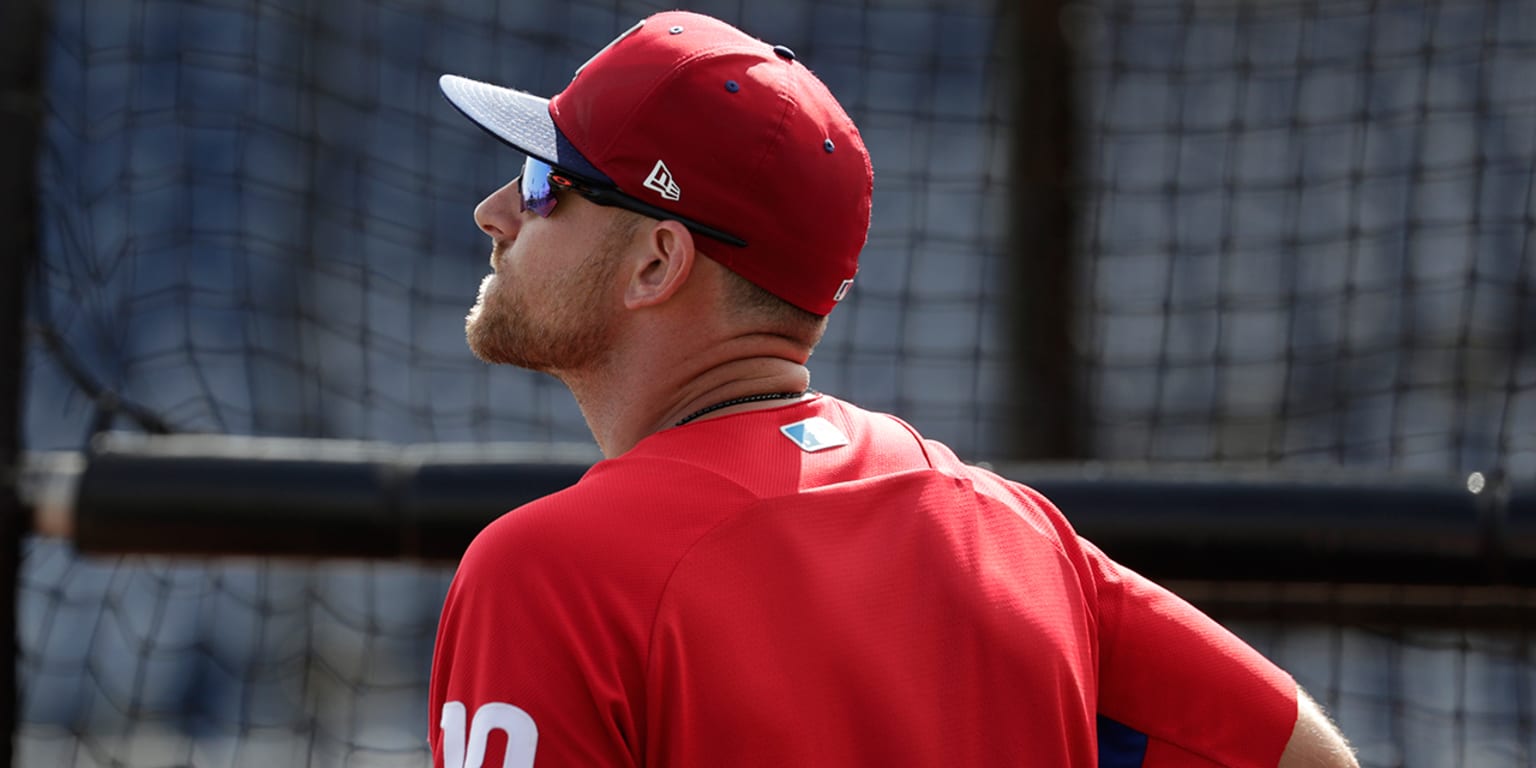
[474,177,524,240]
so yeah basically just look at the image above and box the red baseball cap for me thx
[439,11,872,316]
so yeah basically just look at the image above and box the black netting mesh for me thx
[13,0,1535,765]
[1078,0,1536,473]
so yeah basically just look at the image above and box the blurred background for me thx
[6,0,1534,765]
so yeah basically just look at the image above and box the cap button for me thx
[772,45,797,61]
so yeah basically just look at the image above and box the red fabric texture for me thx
[430,395,1296,767]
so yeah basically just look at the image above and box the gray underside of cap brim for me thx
[438,74,610,184]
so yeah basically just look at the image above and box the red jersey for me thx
[429,394,1296,767]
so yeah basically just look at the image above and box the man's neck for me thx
[564,351,812,458]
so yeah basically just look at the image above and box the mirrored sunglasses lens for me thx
[519,157,558,218]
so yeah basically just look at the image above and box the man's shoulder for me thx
[460,449,760,572]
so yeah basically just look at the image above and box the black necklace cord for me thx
[674,390,809,427]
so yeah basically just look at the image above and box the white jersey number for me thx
[440,701,538,768]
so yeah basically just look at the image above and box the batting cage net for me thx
[1078,0,1535,473]
[8,0,1534,766]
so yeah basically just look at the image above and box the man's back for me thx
[641,420,1098,765]
[430,395,1294,766]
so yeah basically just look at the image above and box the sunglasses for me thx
[517,157,747,248]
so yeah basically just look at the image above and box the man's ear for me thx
[624,220,695,309]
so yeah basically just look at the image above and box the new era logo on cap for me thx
[644,160,681,201]
[779,417,849,453]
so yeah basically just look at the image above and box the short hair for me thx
[718,265,829,349]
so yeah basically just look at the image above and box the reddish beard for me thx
[466,240,623,374]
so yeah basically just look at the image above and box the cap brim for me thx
[438,74,611,184]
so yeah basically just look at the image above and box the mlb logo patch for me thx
[779,417,849,453]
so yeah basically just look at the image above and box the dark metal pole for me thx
[0,1,49,764]
[1007,0,1085,460]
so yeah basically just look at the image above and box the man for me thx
[430,11,1358,767]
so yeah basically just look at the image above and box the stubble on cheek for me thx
[463,216,631,371]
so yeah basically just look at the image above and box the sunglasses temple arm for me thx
[591,189,747,248]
